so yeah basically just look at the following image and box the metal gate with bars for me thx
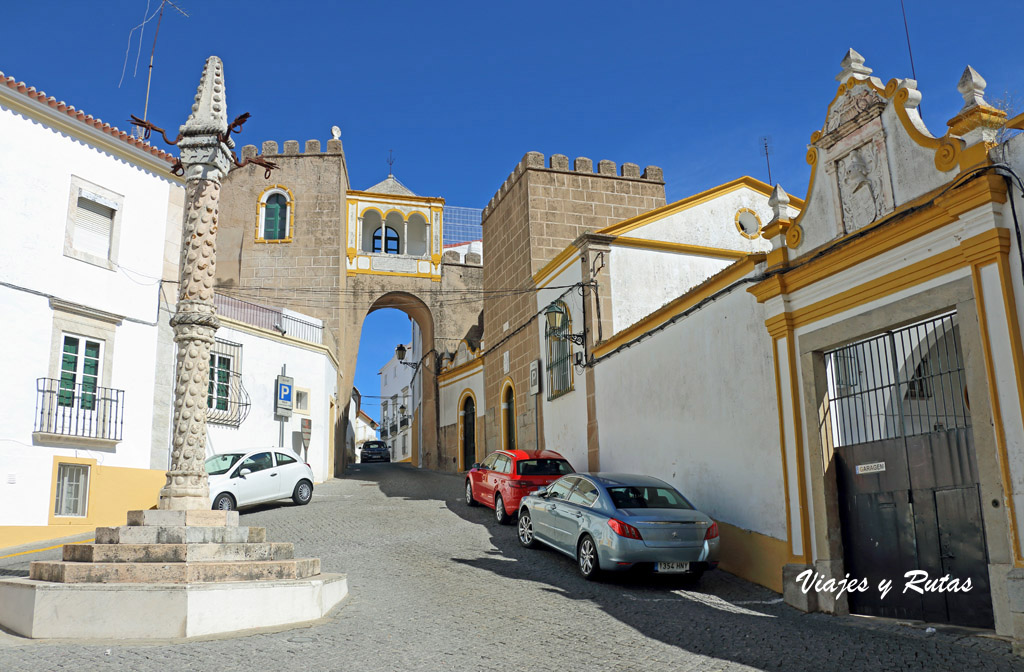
[824,312,993,628]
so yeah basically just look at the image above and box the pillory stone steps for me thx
[29,509,318,585]
[29,558,320,584]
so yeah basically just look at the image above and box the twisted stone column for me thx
[159,57,233,510]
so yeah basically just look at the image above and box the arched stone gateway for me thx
[214,143,483,476]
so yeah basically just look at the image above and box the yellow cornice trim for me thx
[218,316,340,371]
[593,255,765,358]
[765,312,795,339]
[438,358,484,386]
[597,176,805,238]
[961,228,1011,265]
[532,244,581,288]
[346,189,445,205]
[346,268,438,280]
[611,237,749,260]
[749,174,1007,304]
[1007,111,1024,131]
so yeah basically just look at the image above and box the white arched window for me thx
[257,186,294,242]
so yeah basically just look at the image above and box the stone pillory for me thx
[158,56,235,511]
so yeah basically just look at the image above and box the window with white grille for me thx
[54,463,90,517]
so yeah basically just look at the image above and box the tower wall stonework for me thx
[217,140,348,344]
[217,141,484,474]
[481,152,665,455]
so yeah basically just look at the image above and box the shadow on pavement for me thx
[336,463,1019,672]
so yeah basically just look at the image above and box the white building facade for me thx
[0,72,184,548]
[380,340,414,462]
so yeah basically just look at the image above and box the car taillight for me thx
[704,522,719,540]
[608,518,643,540]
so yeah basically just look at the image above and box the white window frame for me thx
[64,176,124,270]
[54,463,90,517]
[207,353,233,413]
[57,332,104,409]
[294,387,311,416]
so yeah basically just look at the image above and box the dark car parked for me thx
[359,440,391,463]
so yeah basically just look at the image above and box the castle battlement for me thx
[240,138,345,161]
[482,151,663,219]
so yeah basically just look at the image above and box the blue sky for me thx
[4,1,1020,421]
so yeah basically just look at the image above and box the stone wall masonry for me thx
[480,150,666,456]
[216,143,349,347]
[482,151,665,220]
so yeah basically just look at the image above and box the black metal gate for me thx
[825,312,993,628]
[463,396,476,469]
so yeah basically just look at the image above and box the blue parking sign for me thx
[275,375,294,417]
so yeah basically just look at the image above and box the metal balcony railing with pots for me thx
[34,377,124,442]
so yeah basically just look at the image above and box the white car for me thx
[204,449,314,511]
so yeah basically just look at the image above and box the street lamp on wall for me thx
[395,344,419,370]
[544,303,585,346]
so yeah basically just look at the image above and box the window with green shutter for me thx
[58,335,102,409]
[262,193,289,240]
[208,354,232,411]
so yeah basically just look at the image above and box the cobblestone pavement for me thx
[1,464,1021,671]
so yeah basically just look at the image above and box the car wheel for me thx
[292,480,313,505]
[518,510,537,548]
[466,480,478,507]
[494,493,510,525]
[212,493,235,511]
[577,534,600,580]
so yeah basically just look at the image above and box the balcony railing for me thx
[380,427,390,438]
[214,294,323,344]
[389,423,398,435]
[34,377,124,441]
[400,417,409,429]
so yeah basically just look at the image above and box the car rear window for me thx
[516,459,574,476]
[608,486,694,510]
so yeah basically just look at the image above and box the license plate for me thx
[654,562,690,573]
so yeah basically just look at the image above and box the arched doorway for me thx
[501,381,516,451]
[461,394,475,469]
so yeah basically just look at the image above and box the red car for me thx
[465,450,575,524]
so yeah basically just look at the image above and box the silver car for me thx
[517,473,720,581]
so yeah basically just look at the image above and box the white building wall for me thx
[628,186,789,250]
[206,324,338,484]
[536,260,590,472]
[610,249,732,333]
[439,368,485,429]
[0,99,182,528]
[380,340,414,461]
[594,286,787,540]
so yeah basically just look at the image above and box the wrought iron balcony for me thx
[400,416,409,429]
[389,422,398,435]
[380,427,390,438]
[34,377,124,442]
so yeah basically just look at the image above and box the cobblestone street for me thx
[0,464,1020,671]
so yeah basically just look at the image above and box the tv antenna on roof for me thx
[759,136,773,185]
[121,1,189,138]
[387,149,395,177]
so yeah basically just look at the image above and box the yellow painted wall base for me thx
[0,464,164,553]
[397,457,412,463]
[716,521,789,593]
[0,527,95,553]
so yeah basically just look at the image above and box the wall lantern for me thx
[395,344,419,370]
[544,302,586,346]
